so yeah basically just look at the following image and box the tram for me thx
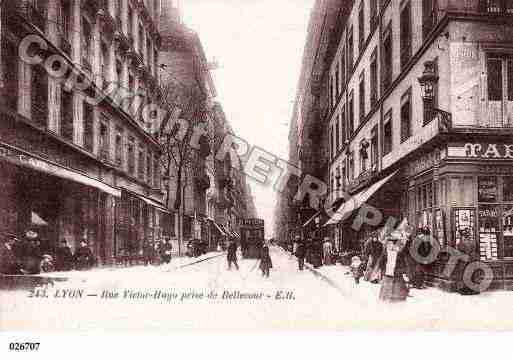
[239,218,265,259]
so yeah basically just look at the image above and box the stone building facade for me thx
[0,0,171,265]
[276,0,513,290]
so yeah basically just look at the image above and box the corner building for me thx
[288,0,513,290]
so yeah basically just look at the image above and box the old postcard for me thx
[2,0,513,340]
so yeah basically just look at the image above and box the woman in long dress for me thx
[379,230,409,302]
[363,233,384,283]
[259,244,273,277]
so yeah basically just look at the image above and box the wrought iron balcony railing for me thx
[480,0,513,14]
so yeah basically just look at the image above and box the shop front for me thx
[325,170,403,259]
[114,189,173,264]
[0,142,119,265]
[413,142,513,291]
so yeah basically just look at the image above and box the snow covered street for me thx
[2,247,513,330]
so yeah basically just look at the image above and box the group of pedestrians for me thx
[346,222,480,302]
[292,235,335,271]
[0,230,95,275]
[226,239,273,278]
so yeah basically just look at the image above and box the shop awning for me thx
[0,142,122,197]
[210,220,227,236]
[132,192,170,214]
[31,212,48,226]
[303,211,320,227]
[324,170,399,226]
[303,210,330,227]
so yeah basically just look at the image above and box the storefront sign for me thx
[0,142,121,197]
[460,143,513,159]
[405,150,440,177]
[479,207,498,217]
[239,218,264,227]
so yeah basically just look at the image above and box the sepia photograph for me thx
[2,0,513,351]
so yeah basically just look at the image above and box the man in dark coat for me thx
[55,240,74,271]
[227,239,239,270]
[22,231,42,275]
[295,241,307,271]
[0,236,22,275]
[74,240,95,270]
[159,239,173,264]
[259,244,273,277]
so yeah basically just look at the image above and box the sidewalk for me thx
[278,246,446,305]
[0,251,225,290]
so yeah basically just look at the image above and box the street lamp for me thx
[418,60,452,131]
[418,60,438,103]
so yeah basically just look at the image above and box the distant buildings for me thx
[275,0,513,291]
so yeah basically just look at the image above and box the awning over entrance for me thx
[303,209,330,227]
[131,192,170,214]
[0,142,121,197]
[303,211,321,227]
[324,170,399,226]
[210,220,226,236]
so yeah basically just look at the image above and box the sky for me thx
[181,0,314,237]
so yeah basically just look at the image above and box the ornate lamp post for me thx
[418,60,452,131]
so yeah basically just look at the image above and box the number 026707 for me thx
[9,342,40,351]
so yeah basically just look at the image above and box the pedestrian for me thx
[323,238,333,265]
[379,230,410,302]
[22,230,42,275]
[160,238,173,264]
[292,239,298,256]
[456,228,480,295]
[350,255,364,285]
[259,244,273,277]
[0,235,22,275]
[363,232,384,284]
[74,240,95,271]
[295,240,307,271]
[227,239,239,270]
[241,237,248,258]
[55,239,74,271]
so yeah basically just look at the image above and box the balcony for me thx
[480,0,513,15]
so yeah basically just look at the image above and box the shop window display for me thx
[504,177,513,202]
[478,205,499,260]
[503,205,513,258]
[454,208,475,246]
[478,176,498,203]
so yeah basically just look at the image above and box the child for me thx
[350,255,364,284]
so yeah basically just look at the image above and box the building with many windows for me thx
[0,0,171,266]
[277,0,513,291]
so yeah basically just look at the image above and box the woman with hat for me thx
[363,231,384,284]
[379,229,410,302]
